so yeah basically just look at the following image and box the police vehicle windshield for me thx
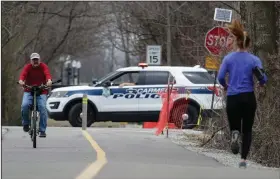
[95,71,121,84]
[182,71,217,84]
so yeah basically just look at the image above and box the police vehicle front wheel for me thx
[68,103,95,127]
[183,105,199,129]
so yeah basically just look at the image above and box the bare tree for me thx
[1,1,111,125]
[201,2,280,168]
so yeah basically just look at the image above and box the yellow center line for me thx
[75,130,107,179]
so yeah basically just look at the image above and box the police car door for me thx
[99,71,140,113]
[137,71,171,120]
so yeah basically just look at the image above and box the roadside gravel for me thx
[168,129,279,170]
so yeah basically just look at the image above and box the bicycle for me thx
[17,79,61,148]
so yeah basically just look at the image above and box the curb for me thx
[2,128,9,140]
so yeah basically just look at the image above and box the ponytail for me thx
[243,31,247,49]
[226,20,250,49]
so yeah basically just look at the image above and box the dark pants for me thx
[226,92,257,160]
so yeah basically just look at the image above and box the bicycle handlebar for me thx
[17,82,49,90]
[17,79,62,91]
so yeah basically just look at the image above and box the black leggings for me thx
[226,92,257,160]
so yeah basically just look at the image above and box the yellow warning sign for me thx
[205,55,220,70]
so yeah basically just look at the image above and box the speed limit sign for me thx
[146,45,161,65]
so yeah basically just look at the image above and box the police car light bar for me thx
[138,63,148,68]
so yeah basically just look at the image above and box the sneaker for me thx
[231,130,240,154]
[239,161,247,168]
[23,125,30,132]
[39,131,46,138]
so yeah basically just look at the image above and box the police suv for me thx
[47,63,223,129]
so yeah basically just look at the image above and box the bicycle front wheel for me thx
[32,113,37,148]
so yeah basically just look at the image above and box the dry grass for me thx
[201,56,280,168]
[47,119,126,128]
[47,119,72,127]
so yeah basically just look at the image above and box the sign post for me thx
[146,45,162,65]
[214,8,233,23]
[205,55,220,71]
[205,8,233,127]
[204,26,231,56]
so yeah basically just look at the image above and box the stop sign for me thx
[205,26,231,56]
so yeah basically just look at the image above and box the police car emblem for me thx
[102,88,111,97]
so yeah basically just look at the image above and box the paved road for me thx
[2,127,96,179]
[2,127,279,179]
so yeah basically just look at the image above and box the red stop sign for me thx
[205,26,231,56]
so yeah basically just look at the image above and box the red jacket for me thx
[19,63,52,94]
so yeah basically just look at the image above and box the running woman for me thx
[217,20,268,168]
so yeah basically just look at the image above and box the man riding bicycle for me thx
[18,53,52,138]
